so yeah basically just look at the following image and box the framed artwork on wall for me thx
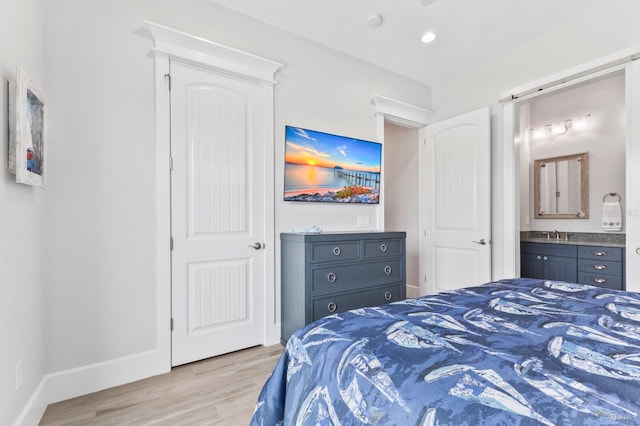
[8,68,46,188]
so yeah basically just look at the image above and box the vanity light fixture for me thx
[530,114,590,140]
[421,32,437,43]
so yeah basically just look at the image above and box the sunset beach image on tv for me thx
[284,126,382,204]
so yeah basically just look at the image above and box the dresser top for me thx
[281,231,406,242]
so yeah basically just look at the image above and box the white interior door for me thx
[419,107,491,294]
[170,59,265,366]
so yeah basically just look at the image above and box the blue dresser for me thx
[281,232,406,343]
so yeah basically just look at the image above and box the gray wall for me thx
[42,0,431,374]
[0,0,46,424]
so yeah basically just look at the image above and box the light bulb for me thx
[531,127,546,140]
[551,122,567,135]
[421,32,437,43]
[573,115,590,130]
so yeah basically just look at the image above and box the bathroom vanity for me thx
[521,233,625,290]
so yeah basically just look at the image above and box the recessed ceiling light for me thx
[421,32,437,43]
[367,14,383,28]
[421,0,436,6]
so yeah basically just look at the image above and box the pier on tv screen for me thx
[284,126,382,204]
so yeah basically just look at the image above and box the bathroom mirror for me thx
[534,152,589,219]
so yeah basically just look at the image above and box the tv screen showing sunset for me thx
[284,126,381,204]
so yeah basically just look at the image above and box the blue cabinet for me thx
[577,245,625,290]
[521,241,624,290]
[521,242,577,282]
[281,232,406,344]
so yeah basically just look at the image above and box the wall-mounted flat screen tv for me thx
[284,126,382,204]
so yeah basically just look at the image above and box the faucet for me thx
[553,230,560,240]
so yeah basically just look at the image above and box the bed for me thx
[251,278,640,425]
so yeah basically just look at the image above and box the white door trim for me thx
[147,21,282,370]
[372,95,434,231]
[500,46,640,285]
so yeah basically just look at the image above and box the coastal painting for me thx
[8,68,47,188]
[284,126,382,203]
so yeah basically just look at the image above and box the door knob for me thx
[248,242,263,250]
[472,239,488,245]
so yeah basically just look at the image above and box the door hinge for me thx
[164,73,172,91]
[424,230,427,237]
[170,237,174,251]
[170,318,174,331]
[169,156,173,171]
[424,275,427,283]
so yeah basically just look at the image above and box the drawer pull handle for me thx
[380,243,387,252]
[384,291,392,301]
[593,278,607,284]
[327,302,337,313]
[593,265,606,270]
[327,272,337,283]
[332,247,341,256]
[384,265,393,275]
[592,251,606,256]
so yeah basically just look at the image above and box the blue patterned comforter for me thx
[251,279,640,425]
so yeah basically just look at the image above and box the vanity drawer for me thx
[311,284,403,321]
[310,241,360,263]
[578,272,623,290]
[521,242,576,258]
[311,259,403,293]
[577,259,623,276]
[577,245,623,262]
[363,239,403,258]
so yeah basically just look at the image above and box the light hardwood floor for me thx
[39,344,284,426]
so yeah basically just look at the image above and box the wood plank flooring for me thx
[39,344,283,426]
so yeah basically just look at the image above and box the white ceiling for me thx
[208,0,611,86]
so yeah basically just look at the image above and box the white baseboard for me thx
[14,350,169,426]
[407,284,420,299]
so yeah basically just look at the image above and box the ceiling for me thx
[208,0,611,86]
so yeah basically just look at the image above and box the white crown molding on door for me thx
[371,95,434,128]
[144,20,283,83]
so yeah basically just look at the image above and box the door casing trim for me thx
[147,21,283,370]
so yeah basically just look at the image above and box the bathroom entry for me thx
[517,72,626,233]
[517,73,626,236]
[516,72,626,286]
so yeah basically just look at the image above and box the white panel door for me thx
[419,107,491,294]
[170,59,265,366]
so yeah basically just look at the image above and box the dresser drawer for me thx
[310,241,360,263]
[578,272,623,290]
[311,259,403,293]
[577,259,623,276]
[363,239,403,258]
[577,245,623,261]
[311,284,403,321]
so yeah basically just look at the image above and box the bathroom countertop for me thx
[520,231,625,248]
[520,237,625,248]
